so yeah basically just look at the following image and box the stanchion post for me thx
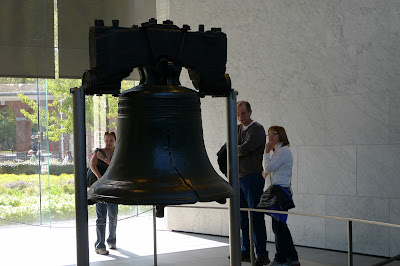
[71,87,89,266]
[348,220,353,266]
[227,89,241,266]
[153,206,158,266]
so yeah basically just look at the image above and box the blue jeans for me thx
[240,173,268,257]
[272,218,298,262]
[95,203,118,249]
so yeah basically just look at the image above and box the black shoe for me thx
[227,253,253,262]
[255,255,270,266]
[241,253,251,262]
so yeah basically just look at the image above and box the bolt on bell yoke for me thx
[83,18,233,216]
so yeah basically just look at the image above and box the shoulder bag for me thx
[87,148,108,188]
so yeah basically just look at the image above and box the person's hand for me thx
[265,141,274,153]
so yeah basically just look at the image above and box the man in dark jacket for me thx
[237,101,269,266]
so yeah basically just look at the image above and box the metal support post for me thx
[227,89,241,266]
[348,220,353,266]
[71,87,89,266]
[153,206,158,266]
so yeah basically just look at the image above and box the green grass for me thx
[0,174,151,226]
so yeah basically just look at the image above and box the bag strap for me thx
[100,149,106,157]
[96,148,107,157]
[94,148,108,167]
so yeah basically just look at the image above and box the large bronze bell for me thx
[87,84,234,206]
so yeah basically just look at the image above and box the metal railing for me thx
[166,205,400,266]
[0,151,61,162]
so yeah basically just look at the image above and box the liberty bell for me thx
[84,19,234,212]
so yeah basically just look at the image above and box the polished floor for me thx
[1,215,398,266]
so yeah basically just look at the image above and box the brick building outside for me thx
[0,84,67,160]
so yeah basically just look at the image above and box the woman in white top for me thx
[263,126,300,266]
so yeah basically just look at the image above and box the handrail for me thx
[241,208,400,229]
[166,205,400,266]
[167,205,400,228]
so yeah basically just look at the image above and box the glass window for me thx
[0,78,148,228]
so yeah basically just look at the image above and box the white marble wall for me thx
[158,0,400,257]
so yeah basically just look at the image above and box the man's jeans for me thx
[95,203,118,250]
[240,173,268,257]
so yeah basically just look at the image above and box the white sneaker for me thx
[108,244,116,249]
[95,248,109,255]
